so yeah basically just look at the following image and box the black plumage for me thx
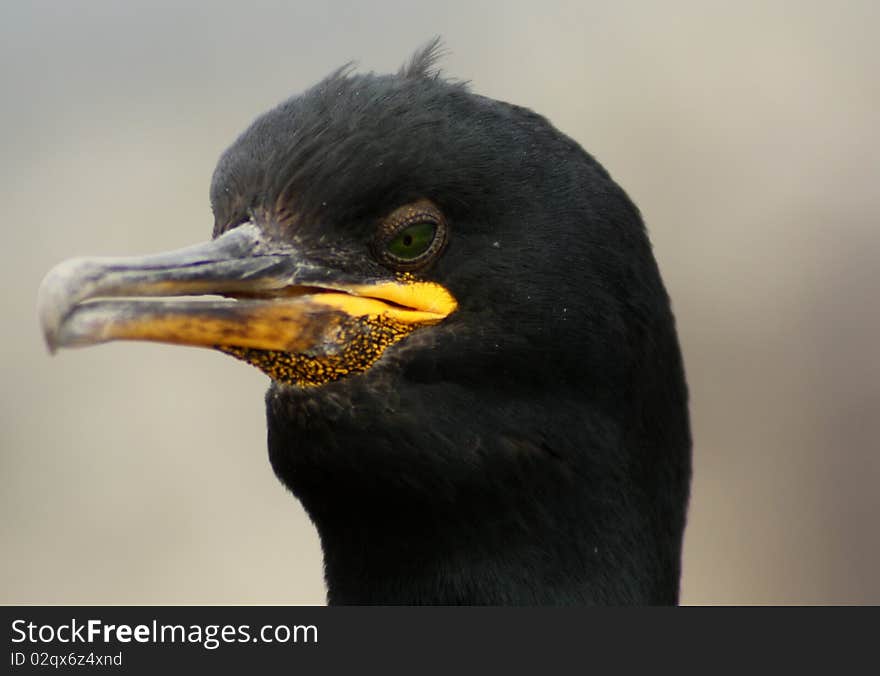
[40,41,691,605]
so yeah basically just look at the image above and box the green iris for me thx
[386,221,436,260]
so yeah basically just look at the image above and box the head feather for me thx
[399,37,447,79]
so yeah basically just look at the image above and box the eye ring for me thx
[373,200,448,271]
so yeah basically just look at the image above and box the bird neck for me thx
[315,497,579,605]
[265,350,689,606]
[282,464,677,606]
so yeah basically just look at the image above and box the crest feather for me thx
[399,37,447,79]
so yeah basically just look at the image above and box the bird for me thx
[38,40,691,605]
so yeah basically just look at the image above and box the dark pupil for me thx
[387,221,436,260]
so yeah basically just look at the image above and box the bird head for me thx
[38,42,691,604]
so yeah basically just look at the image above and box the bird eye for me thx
[387,222,436,260]
[375,201,447,270]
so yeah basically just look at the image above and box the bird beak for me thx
[37,223,457,385]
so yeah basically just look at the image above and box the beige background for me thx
[2,1,878,604]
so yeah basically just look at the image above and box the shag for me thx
[38,42,691,605]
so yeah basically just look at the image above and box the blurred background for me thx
[2,0,878,604]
